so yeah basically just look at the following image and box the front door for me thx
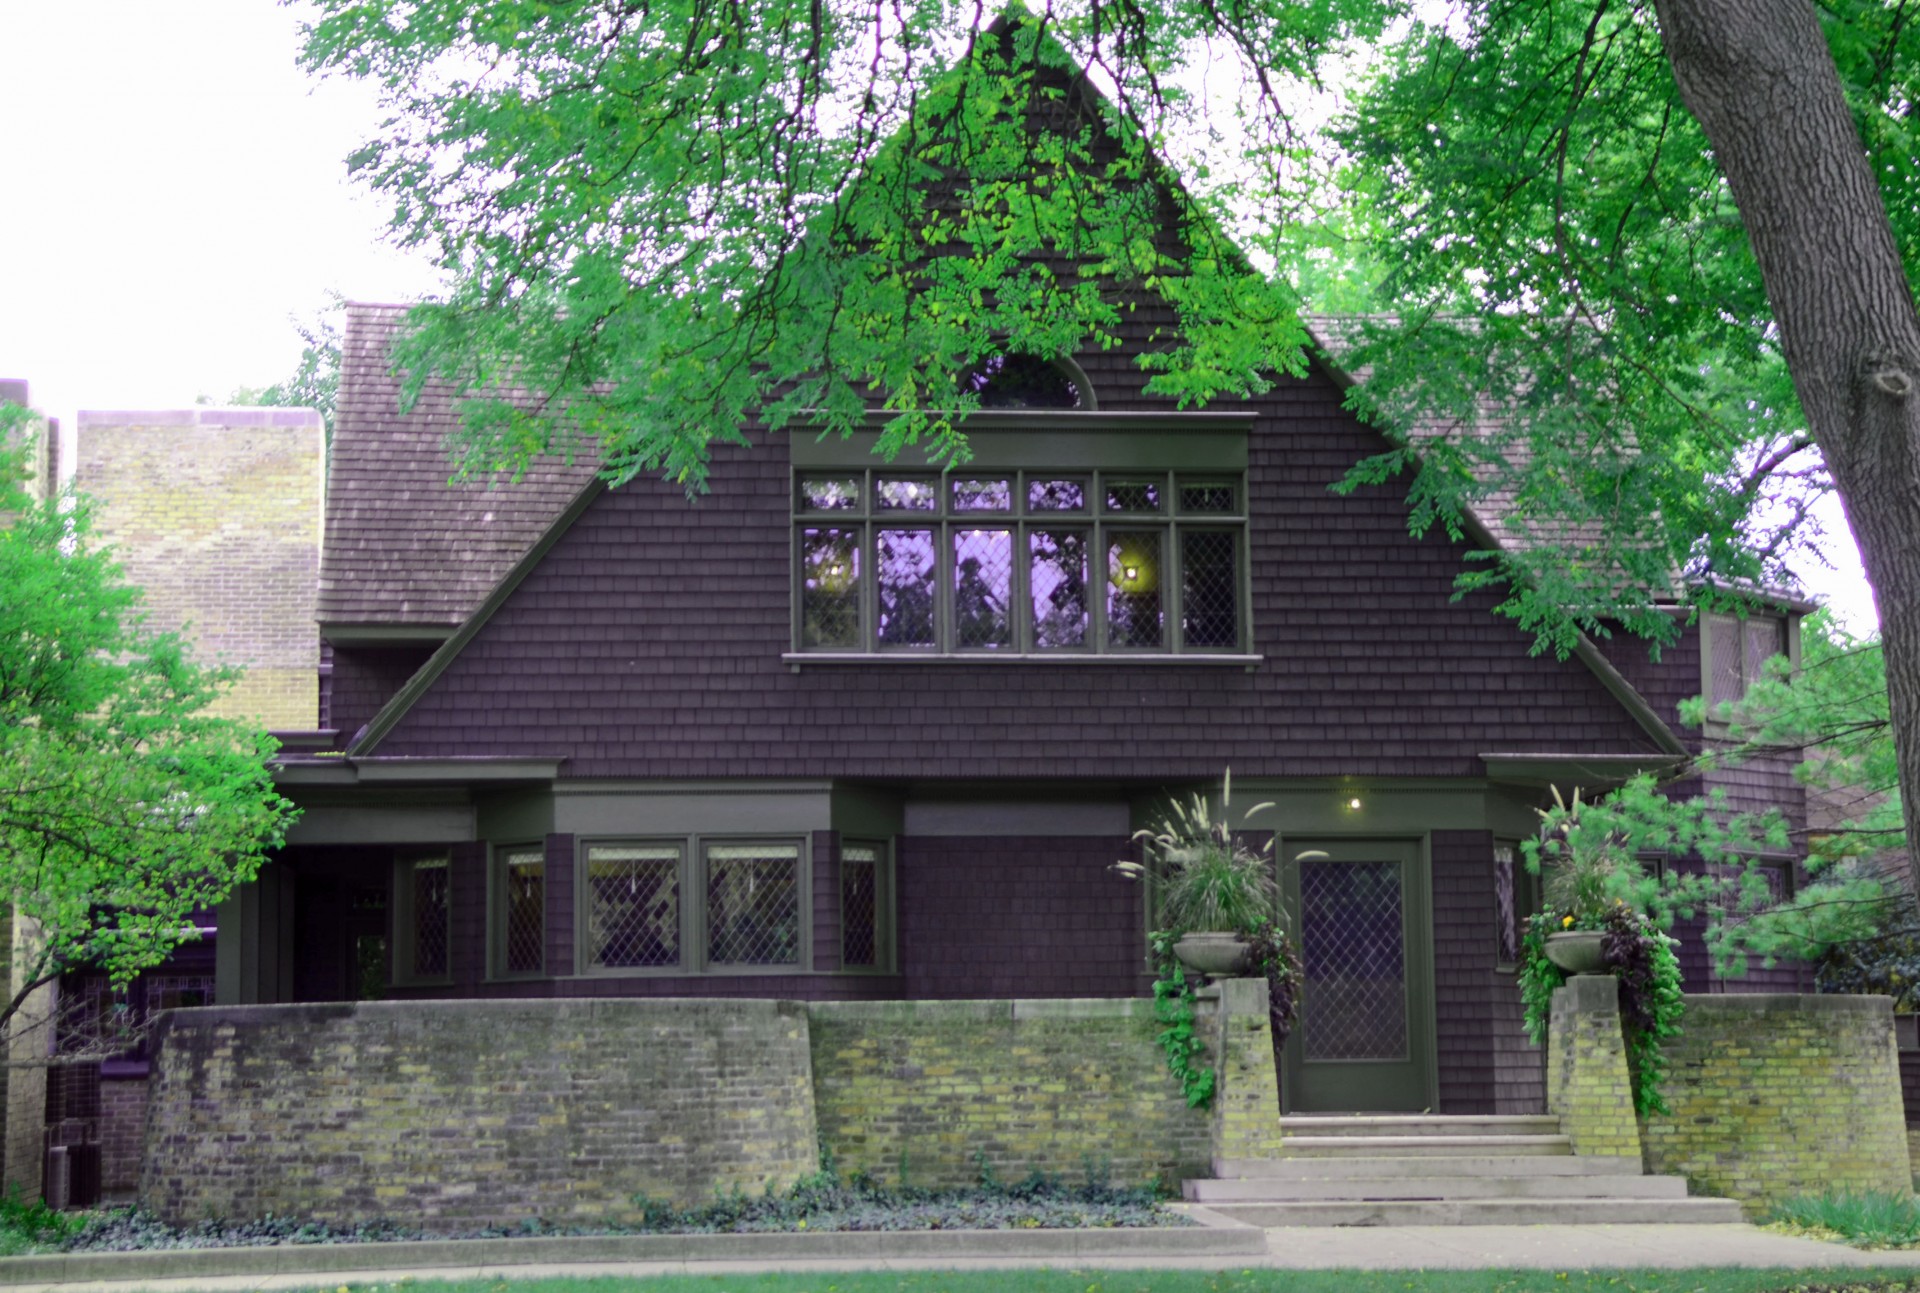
[1280,838,1435,1112]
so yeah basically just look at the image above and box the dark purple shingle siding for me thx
[362,362,1666,777]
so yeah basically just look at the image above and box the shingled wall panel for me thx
[1432,830,1497,1114]
[360,364,1665,779]
[896,836,1143,1000]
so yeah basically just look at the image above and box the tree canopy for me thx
[297,0,1920,887]
[0,404,298,1047]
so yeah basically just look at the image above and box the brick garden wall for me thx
[807,998,1211,1189]
[141,993,1244,1225]
[1641,994,1909,1208]
[140,999,820,1226]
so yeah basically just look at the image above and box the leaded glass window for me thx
[587,843,681,969]
[397,854,451,984]
[841,841,885,969]
[1708,611,1790,711]
[793,470,1244,655]
[499,845,545,976]
[706,842,802,966]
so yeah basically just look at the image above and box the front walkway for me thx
[5,1224,1919,1292]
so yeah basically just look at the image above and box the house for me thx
[196,268,1807,1123]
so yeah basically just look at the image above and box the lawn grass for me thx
[297,1273,1920,1293]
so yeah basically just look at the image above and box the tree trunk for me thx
[1649,0,1920,899]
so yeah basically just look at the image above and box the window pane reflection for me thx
[1030,530,1089,648]
[1107,532,1163,648]
[876,529,936,647]
[800,527,860,648]
[953,529,1013,648]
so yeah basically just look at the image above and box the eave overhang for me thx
[271,755,568,789]
[1479,752,1687,791]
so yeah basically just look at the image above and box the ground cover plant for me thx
[0,1172,1178,1255]
[1767,1191,1920,1248]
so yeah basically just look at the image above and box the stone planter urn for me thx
[1173,932,1251,979]
[1543,929,1608,975]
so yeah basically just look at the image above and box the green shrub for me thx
[0,1191,84,1256]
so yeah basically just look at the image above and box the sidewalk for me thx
[6,1224,1920,1292]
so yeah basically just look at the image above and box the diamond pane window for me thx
[1709,611,1787,708]
[953,529,1014,648]
[410,856,450,978]
[1028,478,1087,512]
[587,844,681,969]
[1180,530,1239,649]
[1104,480,1162,513]
[1300,858,1408,1061]
[876,529,937,647]
[798,476,860,511]
[1493,846,1519,967]
[1107,531,1164,648]
[707,843,801,965]
[842,842,882,968]
[953,478,1012,511]
[876,477,938,511]
[800,527,860,648]
[1030,529,1089,649]
[502,847,545,975]
[1180,481,1237,513]
[1746,617,1787,688]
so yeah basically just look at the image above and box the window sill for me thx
[783,652,1263,669]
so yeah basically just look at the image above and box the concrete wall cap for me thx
[77,408,324,429]
[1682,992,1892,1017]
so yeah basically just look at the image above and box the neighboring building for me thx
[37,405,325,1202]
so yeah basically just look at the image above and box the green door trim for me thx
[1277,834,1438,1114]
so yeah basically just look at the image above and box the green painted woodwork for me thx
[552,783,833,837]
[787,414,1253,471]
[830,783,905,838]
[1279,837,1437,1113]
[214,865,297,1006]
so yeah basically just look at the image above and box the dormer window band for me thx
[794,468,1247,656]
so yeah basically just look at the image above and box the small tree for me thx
[0,403,298,1058]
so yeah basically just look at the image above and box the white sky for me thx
[0,0,1880,633]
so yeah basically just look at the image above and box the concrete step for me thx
[1215,1154,1644,1180]
[1206,1196,1747,1227]
[1186,1173,1693,1203]
[1277,1134,1572,1157]
[1276,1115,1562,1138]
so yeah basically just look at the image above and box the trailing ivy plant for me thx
[1147,929,1215,1109]
[1518,905,1685,1117]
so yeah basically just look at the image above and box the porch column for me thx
[215,863,296,1005]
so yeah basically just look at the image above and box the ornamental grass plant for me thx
[1767,1190,1920,1248]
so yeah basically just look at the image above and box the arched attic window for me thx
[960,353,1095,410]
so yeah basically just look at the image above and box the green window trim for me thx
[391,853,453,987]
[794,468,1251,657]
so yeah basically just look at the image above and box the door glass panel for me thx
[1300,858,1408,1061]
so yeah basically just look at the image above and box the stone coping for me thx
[809,998,1154,1021]
[0,1221,1264,1284]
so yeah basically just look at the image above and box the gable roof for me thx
[320,303,600,635]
